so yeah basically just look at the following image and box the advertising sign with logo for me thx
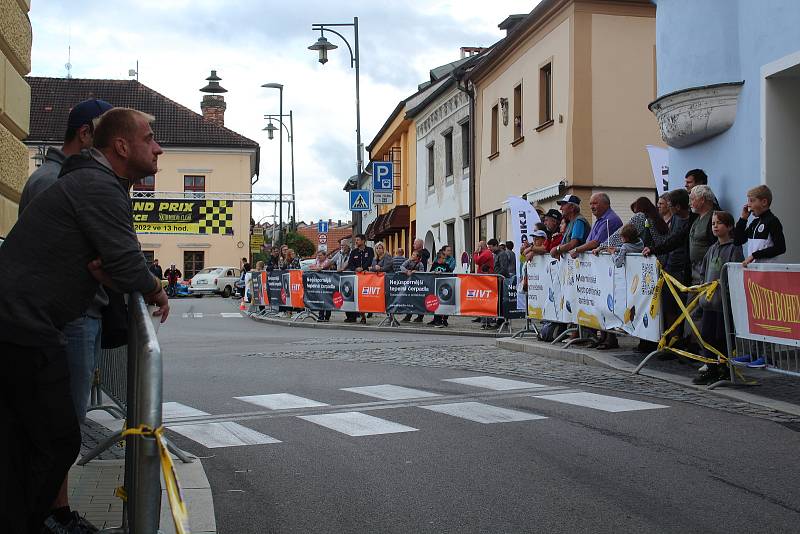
[266,271,283,309]
[251,271,263,306]
[457,274,500,317]
[726,264,800,347]
[618,255,661,342]
[357,272,386,313]
[132,200,234,235]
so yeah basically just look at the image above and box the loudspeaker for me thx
[339,274,358,312]
[434,276,460,315]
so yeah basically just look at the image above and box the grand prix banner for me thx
[385,273,500,317]
[526,254,662,341]
[132,199,234,235]
[728,263,800,347]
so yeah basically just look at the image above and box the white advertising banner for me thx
[646,145,670,195]
[526,253,662,342]
[507,196,541,310]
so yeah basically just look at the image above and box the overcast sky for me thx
[30,1,537,224]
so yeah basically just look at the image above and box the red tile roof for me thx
[26,77,259,149]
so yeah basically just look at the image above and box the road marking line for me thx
[341,385,442,401]
[531,392,668,412]
[298,412,418,436]
[234,393,329,410]
[220,312,243,318]
[180,312,204,318]
[167,421,281,448]
[443,376,548,391]
[421,402,547,424]
[163,402,210,420]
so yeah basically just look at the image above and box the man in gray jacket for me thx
[0,108,169,533]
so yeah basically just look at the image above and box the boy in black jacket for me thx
[734,185,786,266]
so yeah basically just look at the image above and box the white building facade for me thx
[411,80,471,267]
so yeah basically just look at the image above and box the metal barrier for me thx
[721,262,800,382]
[79,293,191,533]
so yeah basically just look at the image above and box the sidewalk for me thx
[497,335,800,418]
[248,309,516,338]
[71,418,217,533]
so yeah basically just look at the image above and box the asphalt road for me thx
[156,296,800,534]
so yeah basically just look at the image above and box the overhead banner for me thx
[728,263,800,347]
[526,254,662,341]
[132,199,234,235]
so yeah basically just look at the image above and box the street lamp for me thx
[263,111,296,230]
[309,17,363,229]
[261,82,284,244]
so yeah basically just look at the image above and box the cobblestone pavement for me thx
[239,340,800,425]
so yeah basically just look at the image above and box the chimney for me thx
[460,47,485,59]
[498,14,527,36]
[200,70,228,127]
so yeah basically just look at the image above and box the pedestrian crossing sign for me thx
[349,189,371,212]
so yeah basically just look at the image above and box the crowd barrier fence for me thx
[721,262,800,382]
[246,270,522,324]
[78,293,191,534]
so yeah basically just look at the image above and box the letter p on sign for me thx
[373,162,393,191]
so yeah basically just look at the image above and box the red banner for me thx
[456,274,500,317]
[744,270,800,342]
[357,272,386,313]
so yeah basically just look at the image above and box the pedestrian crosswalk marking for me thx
[235,393,329,410]
[298,412,418,436]
[443,376,548,391]
[181,312,204,318]
[167,421,281,448]
[532,392,668,412]
[421,402,547,424]
[163,402,210,420]
[341,385,442,401]
[220,312,243,318]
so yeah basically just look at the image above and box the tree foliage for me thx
[284,231,316,258]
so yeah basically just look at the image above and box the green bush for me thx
[284,231,316,258]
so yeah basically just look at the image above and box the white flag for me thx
[507,196,541,310]
[646,145,670,195]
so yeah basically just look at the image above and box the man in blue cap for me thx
[16,98,113,534]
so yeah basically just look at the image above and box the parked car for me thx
[188,266,240,297]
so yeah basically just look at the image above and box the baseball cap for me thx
[67,98,114,130]
[543,208,562,221]
[532,230,547,238]
[556,194,581,206]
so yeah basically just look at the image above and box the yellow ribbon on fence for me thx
[119,424,192,534]
[656,266,726,365]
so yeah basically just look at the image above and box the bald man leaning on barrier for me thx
[0,108,170,534]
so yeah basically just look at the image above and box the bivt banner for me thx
[385,273,500,316]
[132,199,234,235]
[302,272,387,313]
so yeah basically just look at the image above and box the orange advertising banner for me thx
[357,272,387,313]
[744,270,800,342]
[456,274,500,317]
[289,269,304,309]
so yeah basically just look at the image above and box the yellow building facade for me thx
[0,0,32,236]
[469,0,662,239]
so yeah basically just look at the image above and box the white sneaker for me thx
[698,364,708,372]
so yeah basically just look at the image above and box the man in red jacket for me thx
[473,240,494,274]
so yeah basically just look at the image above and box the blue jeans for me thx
[62,315,102,423]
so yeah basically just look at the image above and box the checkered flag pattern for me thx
[198,200,234,234]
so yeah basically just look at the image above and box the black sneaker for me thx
[692,368,721,385]
[413,316,424,323]
[401,315,412,323]
[43,511,98,533]
[427,319,439,326]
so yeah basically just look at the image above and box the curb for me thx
[246,312,513,339]
[497,338,800,418]
[160,457,216,534]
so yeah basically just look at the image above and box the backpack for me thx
[537,321,566,342]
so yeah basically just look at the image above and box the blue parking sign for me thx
[349,189,371,212]
[372,161,394,192]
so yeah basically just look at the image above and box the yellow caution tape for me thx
[119,425,191,534]
[114,486,127,502]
